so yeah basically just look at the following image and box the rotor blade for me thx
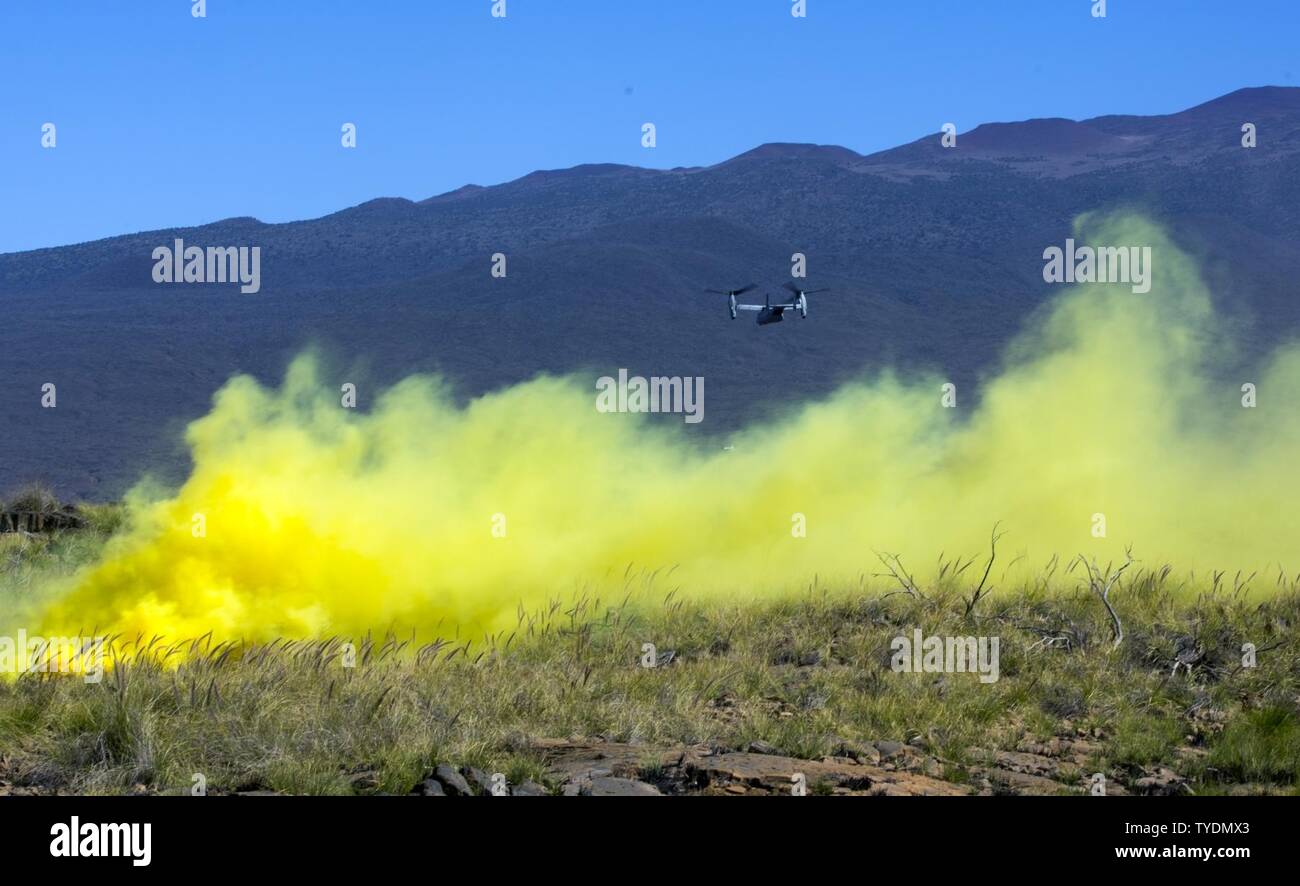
[782,281,801,294]
[705,283,757,296]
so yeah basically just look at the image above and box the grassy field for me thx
[1,515,1298,796]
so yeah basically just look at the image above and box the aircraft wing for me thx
[735,304,764,312]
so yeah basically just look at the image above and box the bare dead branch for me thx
[873,551,923,599]
[1075,546,1135,649]
[965,522,1006,616]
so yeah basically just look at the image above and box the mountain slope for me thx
[3,87,1300,498]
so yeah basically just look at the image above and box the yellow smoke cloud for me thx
[30,214,1300,643]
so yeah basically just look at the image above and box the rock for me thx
[529,738,671,783]
[686,751,966,796]
[977,767,1075,796]
[1173,637,1204,668]
[963,747,1085,795]
[434,764,472,797]
[586,777,662,796]
[832,740,880,765]
[874,740,907,759]
[744,740,781,755]
[417,779,446,797]
[1016,739,1057,756]
[512,781,549,796]
[462,766,495,795]
[987,750,1062,780]
[1133,767,1187,796]
[529,737,974,797]
[1059,738,1102,763]
[347,770,380,792]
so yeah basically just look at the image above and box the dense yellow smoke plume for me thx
[30,215,1300,642]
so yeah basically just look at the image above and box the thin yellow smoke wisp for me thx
[30,214,1300,644]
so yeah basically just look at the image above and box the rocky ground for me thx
[0,732,1198,797]
[401,734,1195,797]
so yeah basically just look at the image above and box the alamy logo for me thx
[596,369,704,424]
[50,817,151,866]
[1042,238,1151,294]
[152,238,261,294]
[890,629,1000,683]
[0,630,104,683]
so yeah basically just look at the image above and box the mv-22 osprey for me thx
[704,282,830,325]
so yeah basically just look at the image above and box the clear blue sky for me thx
[1,0,1294,253]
